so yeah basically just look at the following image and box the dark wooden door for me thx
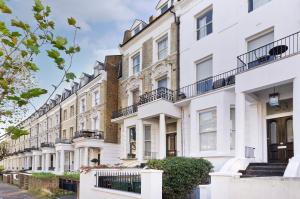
[267,116,293,163]
[166,133,177,157]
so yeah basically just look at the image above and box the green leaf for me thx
[20,88,47,99]
[1,38,15,47]
[25,62,39,71]
[0,0,12,14]
[11,31,22,37]
[67,17,76,26]
[11,19,30,31]
[0,79,8,90]
[52,36,67,50]
[21,50,28,57]
[33,0,44,13]
[47,49,60,59]
[0,21,9,35]
[6,126,29,139]
[75,46,81,52]
[0,50,3,57]
[65,72,76,82]
[54,57,65,68]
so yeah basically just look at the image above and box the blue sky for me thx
[1,0,158,132]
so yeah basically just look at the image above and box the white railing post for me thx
[141,169,163,199]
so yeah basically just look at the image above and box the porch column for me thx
[60,150,65,173]
[41,154,45,171]
[45,153,50,172]
[159,114,166,159]
[293,77,300,157]
[55,151,59,173]
[235,92,246,158]
[34,155,39,171]
[83,147,89,166]
[136,119,144,162]
[74,148,79,171]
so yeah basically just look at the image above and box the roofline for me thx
[119,6,174,48]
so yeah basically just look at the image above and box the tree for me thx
[0,141,8,161]
[0,0,80,139]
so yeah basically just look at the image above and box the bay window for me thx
[199,109,217,151]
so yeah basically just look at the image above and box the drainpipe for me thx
[75,90,78,134]
[170,8,180,92]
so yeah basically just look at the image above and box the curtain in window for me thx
[158,78,168,88]
[158,37,168,60]
[197,10,213,40]
[144,126,151,156]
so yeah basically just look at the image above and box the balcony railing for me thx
[41,142,55,148]
[139,87,174,105]
[55,138,72,144]
[176,67,241,101]
[73,130,104,140]
[112,104,138,119]
[238,31,300,70]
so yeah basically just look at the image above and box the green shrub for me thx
[0,165,4,173]
[147,157,213,199]
[62,172,80,181]
[32,172,56,180]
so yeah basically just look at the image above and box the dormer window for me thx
[160,3,169,14]
[133,26,140,35]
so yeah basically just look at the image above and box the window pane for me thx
[200,131,216,151]
[161,4,168,14]
[196,58,213,81]
[230,107,236,150]
[197,10,213,40]
[158,37,168,60]
[144,126,151,140]
[287,119,293,143]
[199,109,217,151]
[250,0,271,11]
[158,78,168,88]
[133,53,140,74]
[270,122,277,144]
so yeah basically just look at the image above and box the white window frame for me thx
[144,125,152,157]
[132,53,141,75]
[93,90,100,107]
[92,116,99,131]
[196,8,213,40]
[157,35,168,60]
[248,0,271,12]
[160,2,169,14]
[80,98,86,113]
[199,108,217,151]
[230,106,236,150]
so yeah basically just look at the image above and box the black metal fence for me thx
[55,138,72,144]
[237,31,300,70]
[112,104,138,119]
[59,178,78,193]
[73,130,104,140]
[40,142,55,148]
[95,170,141,194]
[139,87,174,105]
[176,67,243,101]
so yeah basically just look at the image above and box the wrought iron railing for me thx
[139,87,174,105]
[176,67,242,101]
[237,31,300,70]
[73,130,104,140]
[112,104,138,119]
[95,170,141,194]
[41,142,55,148]
[55,138,72,144]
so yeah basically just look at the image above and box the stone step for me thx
[244,170,284,177]
[247,166,287,171]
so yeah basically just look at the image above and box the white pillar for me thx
[141,170,163,199]
[74,148,78,171]
[45,153,50,172]
[83,147,89,166]
[41,154,45,171]
[60,150,65,173]
[235,92,246,158]
[55,151,59,173]
[176,119,182,157]
[33,155,39,171]
[159,114,166,159]
[293,77,300,157]
[136,119,144,162]
[26,157,30,170]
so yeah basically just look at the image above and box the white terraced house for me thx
[0,55,122,174]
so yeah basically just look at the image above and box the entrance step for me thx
[239,163,287,178]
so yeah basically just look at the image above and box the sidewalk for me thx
[0,183,37,199]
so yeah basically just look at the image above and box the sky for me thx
[0,0,158,133]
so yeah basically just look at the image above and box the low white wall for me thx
[211,174,300,199]
[80,169,163,199]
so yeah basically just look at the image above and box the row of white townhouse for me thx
[1,0,300,193]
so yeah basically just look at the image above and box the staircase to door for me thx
[240,163,287,177]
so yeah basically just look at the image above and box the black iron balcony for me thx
[41,142,55,148]
[176,67,240,101]
[112,104,138,119]
[237,31,300,70]
[139,87,174,106]
[73,130,104,140]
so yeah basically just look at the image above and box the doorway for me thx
[267,116,293,163]
[166,133,177,157]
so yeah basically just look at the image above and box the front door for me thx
[267,116,293,163]
[166,133,177,157]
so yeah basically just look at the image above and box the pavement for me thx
[0,183,37,199]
